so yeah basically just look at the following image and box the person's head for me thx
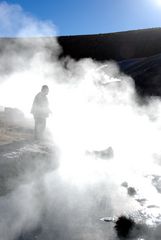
[41,85,49,95]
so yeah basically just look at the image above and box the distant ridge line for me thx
[59,27,161,38]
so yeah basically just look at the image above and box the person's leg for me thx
[34,117,40,139]
[34,117,46,140]
[41,118,46,133]
[38,118,46,138]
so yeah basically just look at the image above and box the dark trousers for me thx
[34,117,46,139]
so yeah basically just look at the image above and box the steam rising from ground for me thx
[1,2,161,240]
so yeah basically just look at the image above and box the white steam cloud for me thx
[0,2,161,240]
[0,1,57,37]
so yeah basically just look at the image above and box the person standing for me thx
[31,85,50,139]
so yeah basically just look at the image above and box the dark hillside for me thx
[58,28,161,61]
[119,53,161,97]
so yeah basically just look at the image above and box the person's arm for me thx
[31,94,39,114]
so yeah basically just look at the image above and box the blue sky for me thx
[2,0,161,36]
